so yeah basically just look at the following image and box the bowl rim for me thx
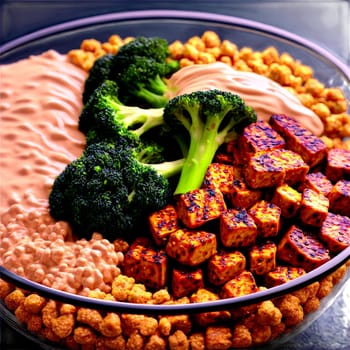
[0,9,349,314]
[1,246,349,314]
[0,9,349,81]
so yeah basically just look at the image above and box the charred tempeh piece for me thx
[269,114,327,168]
[328,179,350,217]
[277,225,330,272]
[249,241,277,276]
[264,266,306,287]
[325,148,350,183]
[171,267,204,298]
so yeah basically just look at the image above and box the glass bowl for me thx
[1,10,350,350]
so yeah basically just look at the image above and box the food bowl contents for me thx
[1,28,350,350]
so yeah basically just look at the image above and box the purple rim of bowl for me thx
[0,9,349,82]
[0,10,349,314]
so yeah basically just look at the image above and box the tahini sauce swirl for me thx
[166,62,324,136]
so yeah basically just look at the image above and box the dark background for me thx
[0,1,349,349]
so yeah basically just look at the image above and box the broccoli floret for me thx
[49,141,183,239]
[163,89,257,195]
[79,80,165,144]
[110,36,179,108]
[82,54,114,104]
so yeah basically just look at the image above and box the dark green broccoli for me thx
[82,54,114,104]
[110,36,179,108]
[163,89,257,195]
[79,80,165,145]
[49,140,183,239]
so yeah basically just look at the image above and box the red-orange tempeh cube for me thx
[208,250,246,286]
[301,172,333,197]
[171,267,204,298]
[271,184,301,218]
[176,188,227,228]
[249,241,277,276]
[299,188,329,227]
[264,266,306,287]
[220,209,257,248]
[220,271,259,299]
[269,114,327,168]
[248,200,281,238]
[229,178,262,209]
[325,148,350,183]
[277,225,330,272]
[328,179,350,217]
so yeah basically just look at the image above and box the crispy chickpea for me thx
[279,52,296,69]
[52,313,75,338]
[248,60,269,75]
[231,324,252,348]
[261,46,279,65]
[268,63,293,86]
[323,87,346,101]
[158,317,172,336]
[100,312,122,337]
[169,40,185,60]
[4,289,25,311]
[0,279,14,299]
[152,289,171,304]
[326,99,348,114]
[189,332,205,350]
[270,322,286,340]
[239,47,254,61]
[60,303,77,315]
[202,31,221,48]
[15,303,31,323]
[234,59,252,72]
[23,293,46,314]
[101,42,118,54]
[205,46,221,59]
[127,284,153,304]
[219,56,233,66]
[325,114,350,138]
[179,58,195,68]
[144,334,167,350]
[80,39,102,53]
[42,299,58,328]
[74,326,97,345]
[108,34,123,46]
[317,275,334,298]
[112,274,135,301]
[126,331,144,350]
[275,294,304,327]
[77,308,103,331]
[198,51,216,64]
[304,78,325,97]
[205,326,232,350]
[220,40,238,58]
[27,314,43,333]
[187,36,206,51]
[303,296,320,314]
[293,63,313,82]
[113,238,129,254]
[183,43,200,62]
[256,300,282,326]
[311,102,331,120]
[168,330,189,350]
[331,265,347,284]
[251,325,272,345]
[121,314,145,337]
[298,93,315,108]
[139,316,158,337]
[41,327,61,343]
[97,335,126,350]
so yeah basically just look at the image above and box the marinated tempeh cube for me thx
[229,178,262,209]
[277,225,330,271]
[190,288,231,327]
[171,267,204,298]
[299,188,329,227]
[264,266,306,287]
[220,271,258,299]
[208,250,246,286]
[269,114,327,167]
[271,184,301,218]
[319,212,350,253]
[148,204,179,246]
[220,209,257,248]
[248,200,281,238]
[239,120,286,161]
[124,243,168,290]
[325,148,350,182]
[301,172,333,196]
[202,163,240,196]
[166,229,217,266]
[328,179,350,217]
[176,188,227,228]
[249,241,277,276]
[244,149,309,188]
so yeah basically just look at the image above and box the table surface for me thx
[0,1,349,349]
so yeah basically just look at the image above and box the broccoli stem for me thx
[173,120,221,195]
[149,158,184,178]
[135,89,169,108]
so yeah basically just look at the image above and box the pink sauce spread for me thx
[0,50,86,212]
[166,62,324,136]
